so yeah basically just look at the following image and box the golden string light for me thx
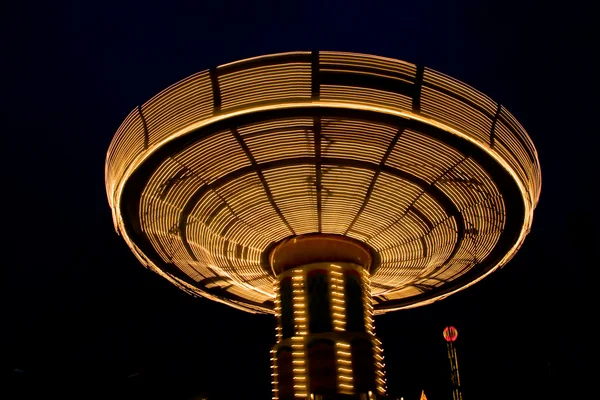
[105,51,541,315]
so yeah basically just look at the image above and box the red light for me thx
[443,326,458,342]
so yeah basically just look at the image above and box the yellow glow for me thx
[106,51,540,316]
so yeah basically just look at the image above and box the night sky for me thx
[3,1,594,399]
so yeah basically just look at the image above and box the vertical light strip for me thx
[274,280,282,341]
[330,264,346,332]
[272,278,281,400]
[292,272,307,335]
[270,348,279,400]
[336,341,354,393]
[361,267,387,394]
[292,269,307,398]
[453,346,462,400]
[374,337,387,394]
[361,268,375,335]
[332,263,352,394]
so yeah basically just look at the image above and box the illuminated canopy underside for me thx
[105,52,541,314]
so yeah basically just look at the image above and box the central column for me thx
[270,234,387,400]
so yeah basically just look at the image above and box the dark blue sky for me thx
[3,1,594,399]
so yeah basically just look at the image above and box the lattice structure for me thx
[443,326,463,400]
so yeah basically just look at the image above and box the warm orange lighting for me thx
[106,50,539,400]
[106,51,540,315]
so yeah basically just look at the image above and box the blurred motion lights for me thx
[105,51,540,314]
[105,51,540,399]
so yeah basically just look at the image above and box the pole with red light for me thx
[443,326,462,400]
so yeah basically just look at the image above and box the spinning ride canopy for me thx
[105,51,541,314]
